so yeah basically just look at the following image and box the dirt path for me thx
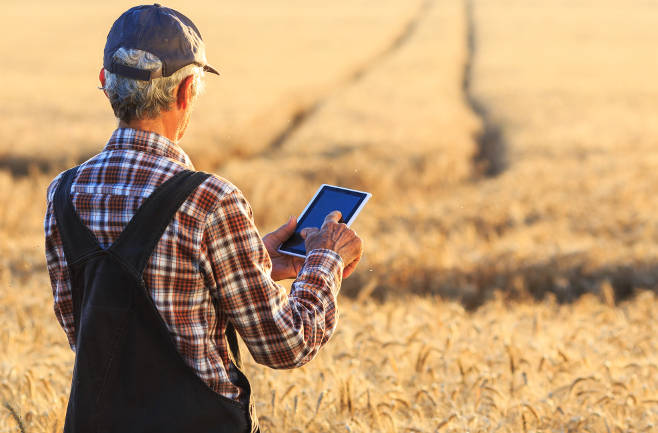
[263,0,435,154]
[463,0,506,177]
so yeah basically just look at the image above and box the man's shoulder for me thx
[45,170,67,204]
[197,172,239,202]
[180,172,245,220]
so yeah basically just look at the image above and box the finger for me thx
[342,255,361,279]
[322,210,342,229]
[277,215,297,234]
[342,263,356,279]
[347,238,363,262]
[265,216,297,245]
[300,227,319,239]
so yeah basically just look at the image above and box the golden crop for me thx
[3,275,657,432]
[1,0,657,431]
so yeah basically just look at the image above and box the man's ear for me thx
[176,75,194,110]
[99,68,108,98]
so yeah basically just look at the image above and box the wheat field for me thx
[1,0,658,431]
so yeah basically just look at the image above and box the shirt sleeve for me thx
[44,173,77,351]
[203,188,344,369]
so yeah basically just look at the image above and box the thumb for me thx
[267,216,297,244]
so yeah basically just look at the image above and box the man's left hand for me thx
[263,216,305,281]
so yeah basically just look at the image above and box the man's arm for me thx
[204,188,344,369]
[44,174,77,350]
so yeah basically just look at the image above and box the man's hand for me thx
[262,216,305,281]
[301,211,364,279]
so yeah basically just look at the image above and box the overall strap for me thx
[53,166,101,264]
[110,170,211,277]
[226,323,243,368]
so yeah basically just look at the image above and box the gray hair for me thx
[102,48,205,122]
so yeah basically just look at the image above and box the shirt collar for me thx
[103,128,195,169]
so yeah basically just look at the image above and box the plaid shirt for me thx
[44,128,343,402]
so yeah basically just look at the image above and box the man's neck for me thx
[118,111,181,143]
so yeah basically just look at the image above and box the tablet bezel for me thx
[276,184,371,258]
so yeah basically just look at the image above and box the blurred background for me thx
[1,1,657,431]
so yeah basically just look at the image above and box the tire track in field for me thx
[0,152,94,177]
[0,154,55,177]
[264,0,434,154]
[463,0,507,177]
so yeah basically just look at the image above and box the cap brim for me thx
[203,64,220,76]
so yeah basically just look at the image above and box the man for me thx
[44,4,363,433]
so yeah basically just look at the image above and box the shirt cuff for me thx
[303,249,344,296]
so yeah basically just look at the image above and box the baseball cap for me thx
[103,3,219,81]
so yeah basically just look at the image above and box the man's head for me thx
[99,4,218,139]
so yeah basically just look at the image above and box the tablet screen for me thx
[279,185,370,257]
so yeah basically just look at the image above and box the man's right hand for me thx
[300,211,363,279]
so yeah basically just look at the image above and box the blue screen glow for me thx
[280,187,367,256]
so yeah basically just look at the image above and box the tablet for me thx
[277,184,371,258]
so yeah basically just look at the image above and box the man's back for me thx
[52,166,252,432]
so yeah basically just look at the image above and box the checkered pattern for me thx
[44,128,343,402]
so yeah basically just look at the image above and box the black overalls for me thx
[54,167,255,433]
